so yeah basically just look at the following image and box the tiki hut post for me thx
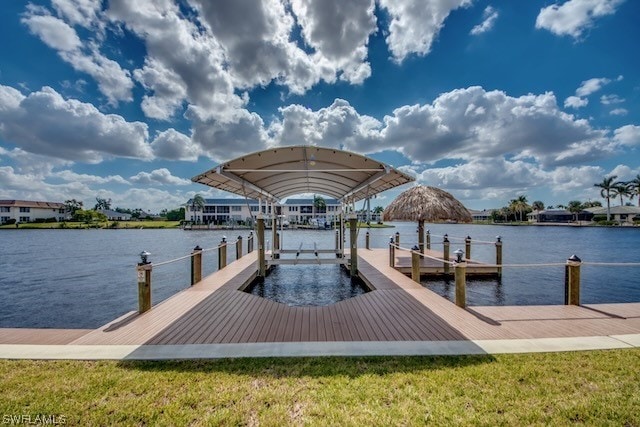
[418,220,425,253]
[426,229,431,250]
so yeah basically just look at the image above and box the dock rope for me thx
[151,239,241,267]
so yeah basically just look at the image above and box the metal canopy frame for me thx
[191,145,415,203]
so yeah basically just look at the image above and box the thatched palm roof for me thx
[382,185,472,223]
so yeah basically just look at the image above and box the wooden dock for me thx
[390,247,500,277]
[2,248,639,351]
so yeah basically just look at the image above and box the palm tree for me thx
[509,195,529,222]
[611,181,631,206]
[567,200,583,222]
[190,194,205,223]
[627,174,640,207]
[532,200,545,211]
[594,175,617,221]
[313,194,326,219]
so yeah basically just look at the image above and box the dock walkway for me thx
[1,248,640,359]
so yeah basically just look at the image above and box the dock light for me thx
[389,236,394,243]
[412,245,419,251]
[221,236,227,243]
[139,251,151,265]
[453,249,464,263]
[496,235,502,243]
[443,233,449,242]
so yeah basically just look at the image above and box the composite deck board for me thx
[10,248,640,346]
[0,328,91,345]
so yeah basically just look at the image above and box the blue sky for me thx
[0,0,638,212]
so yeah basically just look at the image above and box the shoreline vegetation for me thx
[1,350,639,425]
[2,220,638,230]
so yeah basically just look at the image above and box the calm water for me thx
[247,265,368,306]
[1,224,639,329]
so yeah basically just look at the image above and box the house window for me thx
[231,206,242,212]
[20,207,31,213]
[216,206,230,213]
[250,206,259,212]
[1,216,10,223]
[0,207,10,212]
[288,206,298,212]
[19,216,30,222]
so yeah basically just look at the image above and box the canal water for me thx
[1,223,639,329]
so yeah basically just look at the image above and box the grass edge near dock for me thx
[1,349,639,425]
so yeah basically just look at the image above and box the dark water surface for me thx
[246,265,368,306]
[1,224,639,328]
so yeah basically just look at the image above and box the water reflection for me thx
[246,265,368,306]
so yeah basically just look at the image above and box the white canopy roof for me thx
[192,145,415,204]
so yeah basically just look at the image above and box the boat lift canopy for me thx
[191,145,414,204]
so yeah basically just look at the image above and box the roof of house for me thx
[586,206,640,215]
[0,200,64,209]
[97,209,132,218]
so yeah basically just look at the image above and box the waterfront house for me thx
[527,209,594,223]
[97,209,132,221]
[585,206,640,224]
[185,198,343,225]
[0,200,66,224]
[469,209,497,222]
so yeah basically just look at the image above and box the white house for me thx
[97,209,132,221]
[0,200,66,224]
[185,198,343,225]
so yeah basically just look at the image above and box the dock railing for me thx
[135,233,255,314]
[389,238,640,309]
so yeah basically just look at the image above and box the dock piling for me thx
[236,236,243,260]
[426,229,431,250]
[454,250,467,308]
[443,235,450,274]
[257,216,266,277]
[349,214,358,277]
[218,237,227,270]
[565,255,582,305]
[465,236,471,261]
[248,231,254,253]
[495,236,503,278]
[418,220,425,253]
[395,231,400,246]
[389,237,395,268]
[136,251,152,313]
[411,247,420,283]
[366,231,370,250]
[191,246,202,286]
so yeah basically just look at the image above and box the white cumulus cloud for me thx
[129,168,191,186]
[536,0,625,38]
[0,85,151,163]
[378,0,472,62]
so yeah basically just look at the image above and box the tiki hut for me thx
[383,185,472,252]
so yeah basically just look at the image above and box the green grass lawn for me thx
[2,350,639,425]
